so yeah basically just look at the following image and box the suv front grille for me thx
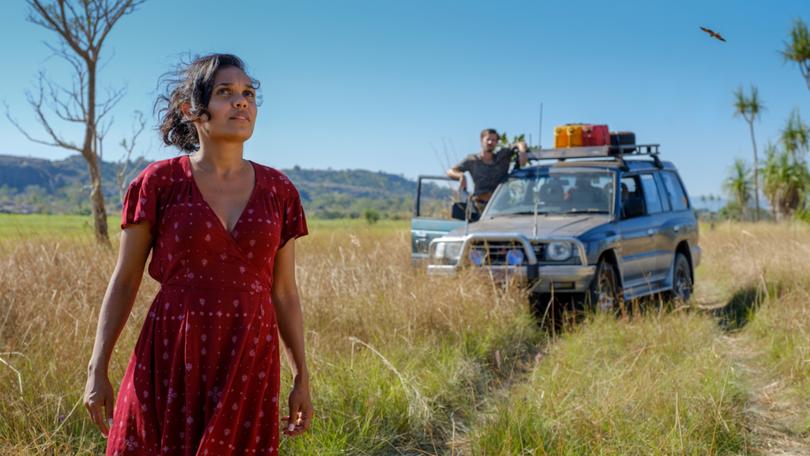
[531,241,545,260]
[466,239,581,266]
[467,240,525,266]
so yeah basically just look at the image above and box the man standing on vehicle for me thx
[447,128,529,211]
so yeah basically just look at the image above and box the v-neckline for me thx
[184,154,258,238]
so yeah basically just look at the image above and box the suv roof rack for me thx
[525,144,662,169]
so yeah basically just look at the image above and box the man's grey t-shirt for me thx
[455,147,513,197]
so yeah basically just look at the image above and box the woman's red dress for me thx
[107,155,307,455]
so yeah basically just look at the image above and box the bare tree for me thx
[6,0,146,245]
[116,110,147,202]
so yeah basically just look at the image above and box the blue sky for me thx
[1,0,808,197]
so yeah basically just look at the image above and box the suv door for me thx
[657,170,698,276]
[615,174,655,289]
[637,173,673,284]
[411,176,466,265]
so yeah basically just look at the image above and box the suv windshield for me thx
[486,170,615,216]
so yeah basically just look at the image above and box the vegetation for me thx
[466,314,746,454]
[6,0,146,244]
[782,18,810,90]
[0,156,454,220]
[3,218,810,454]
[702,222,810,446]
[724,16,810,223]
[363,208,381,224]
[722,159,753,220]
[758,110,810,221]
[732,85,764,220]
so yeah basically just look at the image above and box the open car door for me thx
[411,176,466,265]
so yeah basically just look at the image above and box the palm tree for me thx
[782,18,810,90]
[780,110,810,216]
[723,159,752,219]
[781,109,810,158]
[762,143,787,220]
[762,144,810,220]
[733,86,764,220]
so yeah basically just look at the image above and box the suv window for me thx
[660,171,689,211]
[640,174,662,214]
[620,175,644,218]
[487,171,614,216]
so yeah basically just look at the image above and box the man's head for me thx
[480,128,499,154]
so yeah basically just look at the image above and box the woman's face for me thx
[194,66,258,145]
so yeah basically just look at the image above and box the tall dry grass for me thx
[700,222,810,435]
[463,311,748,454]
[287,228,544,454]
[0,222,541,455]
[2,219,810,454]
[0,237,156,454]
[695,221,810,303]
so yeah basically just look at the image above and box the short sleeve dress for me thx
[106,154,307,456]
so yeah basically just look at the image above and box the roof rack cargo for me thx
[524,144,662,169]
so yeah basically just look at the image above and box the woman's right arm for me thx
[83,222,153,436]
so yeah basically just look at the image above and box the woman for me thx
[83,54,313,455]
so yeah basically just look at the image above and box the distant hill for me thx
[0,154,450,219]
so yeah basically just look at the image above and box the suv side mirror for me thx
[621,196,645,219]
[451,202,480,222]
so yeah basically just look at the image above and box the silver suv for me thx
[411,145,701,312]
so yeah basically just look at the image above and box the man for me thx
[447,128,529,210]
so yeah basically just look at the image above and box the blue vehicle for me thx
[410,144,701,312]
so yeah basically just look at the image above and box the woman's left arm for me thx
[272,239,313,437]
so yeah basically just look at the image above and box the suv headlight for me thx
[432,241,463,261]
[546,242,572,261]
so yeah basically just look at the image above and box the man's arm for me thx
[448,156,472,188]
[516,141,528,166]
[447,166,467,192]
[497,143,529,167]
[447,166,465,180]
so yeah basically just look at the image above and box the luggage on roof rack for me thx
[524,144,662,168]
[526,144,659,159]
[553,124,611,148]
[587,125,610,146]
[609,131,636,153]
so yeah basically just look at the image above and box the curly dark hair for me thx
[156,53,260,152]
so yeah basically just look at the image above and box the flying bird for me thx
[700,26,726,42]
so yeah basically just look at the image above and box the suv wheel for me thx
[588,260,622,313]
[670,253,693,303]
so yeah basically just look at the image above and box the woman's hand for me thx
[283,374,313,437]
[84,368,115,437]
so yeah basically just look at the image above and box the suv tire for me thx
[588,260,622,313]
[669,252,693,303]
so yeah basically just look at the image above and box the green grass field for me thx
[1,215,808,454]
[0,213,408,239]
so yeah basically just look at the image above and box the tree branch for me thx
[96,114,114,161]
[26,0,90,61]
[116,110,147,198]
[96,85,126,121]
[96,0,145,51]
[4,98,82,153]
